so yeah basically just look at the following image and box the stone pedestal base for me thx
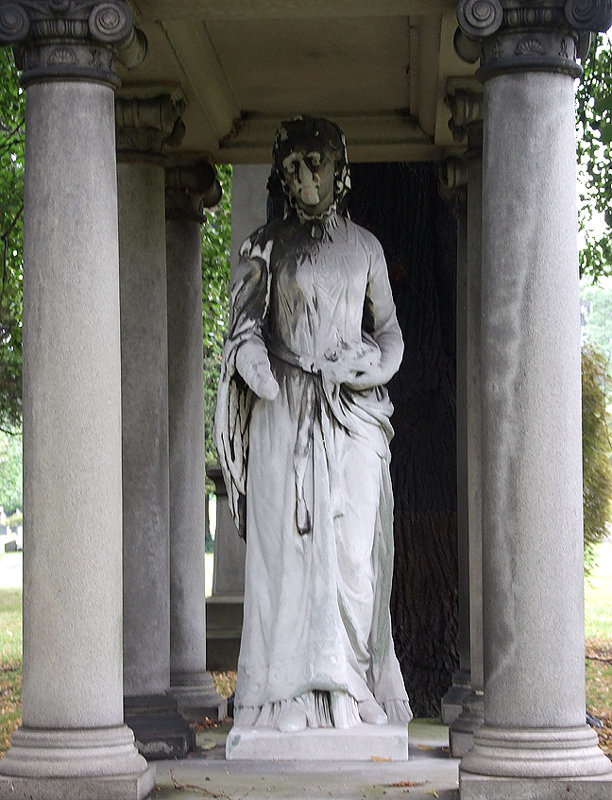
[0,725,155,800]
[226,724,409,761]
[171,680,227,722]
[124,694,194,759]
[460,773,612,800]
[205,594,243,671]
[441,669,471,725]
[450,690,483,757]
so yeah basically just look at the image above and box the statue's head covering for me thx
[271,116,351,217]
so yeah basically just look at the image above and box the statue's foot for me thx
[277,701,307,732]
[358,700,388,725]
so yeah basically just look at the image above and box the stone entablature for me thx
[0,0,146,87]
[455,0,612,77]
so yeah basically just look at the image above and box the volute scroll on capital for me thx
[455,0,612,79]
[165,160,223,223]
[438,156,469,208]
[0,0,147,88]
[445,86,484,145]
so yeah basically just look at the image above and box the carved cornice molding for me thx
[115,94,186,159]
[455,0,612,79]
[165,160,222,223]
[0,1,147,88]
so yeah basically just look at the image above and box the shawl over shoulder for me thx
[213,222,278,538]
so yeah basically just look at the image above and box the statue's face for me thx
[281,146,336,216]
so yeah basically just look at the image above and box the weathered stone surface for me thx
[0,1,146,87]
[166,164,225,721]
[459,62,612,791]
[118,157,171,700]
[461,773,612,800]
[226,724,409,761]
[124,695,194,760]
[0,76,151,800]
[215,119,410,745]
[450,691,484,758]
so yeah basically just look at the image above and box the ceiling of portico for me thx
[121,0,477,164]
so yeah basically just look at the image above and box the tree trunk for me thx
[348,163,459,718]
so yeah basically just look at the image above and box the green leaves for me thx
[0,50,24,433]
[576,32,612,281]
[202,164,232,466]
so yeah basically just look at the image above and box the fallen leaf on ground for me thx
[386,780,426,787]
[169,769,232,798]
[371,755,391,762]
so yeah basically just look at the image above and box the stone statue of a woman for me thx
[214,116,411,733]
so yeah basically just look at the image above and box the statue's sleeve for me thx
[213,230,273,538]
[364,234,404,384]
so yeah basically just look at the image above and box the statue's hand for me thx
[235,339,280,401]
[319,342,382,389]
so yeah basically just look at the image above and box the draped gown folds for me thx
[214,211,412,729]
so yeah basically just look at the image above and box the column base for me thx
[0,724,155,800]
[460,773,612,800]
[450,690,484,757]
[205,594,243,671]
[171,671,228,722]
[460,724,612,778]
[124,693,195,760]
[441,669,472,725]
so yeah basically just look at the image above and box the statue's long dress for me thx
[215,213,412,728]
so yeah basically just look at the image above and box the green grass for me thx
[0,588,22,754]
[585,539,612,639]
[0,588,21,666]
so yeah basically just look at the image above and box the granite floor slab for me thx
[153,719,459,800]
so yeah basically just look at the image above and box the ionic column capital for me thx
[0,0,146,88]
[455,0,612,79]
[115,93,186,160]
[165,160,222,222]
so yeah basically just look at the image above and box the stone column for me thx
[206,465,246,671]
[0,3,154,799]
[165,160,226,720]
[443,88,486,756]
[438,158,471,726]
[454,2,612,797]
[117,93,193,758]
[450,149,485,757]
[205,165,267,671]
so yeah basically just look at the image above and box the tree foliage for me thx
[576,32,612,280]
[582,345,612,573]
[581,281,612,368]
[0,49,24,433]
[202,163,231,466]
[0,429,22,515]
